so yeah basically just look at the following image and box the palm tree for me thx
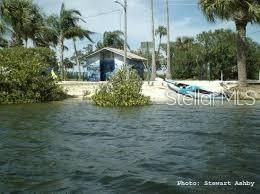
[199,0,260,86]
[155,26,167,59]
[68,27,94,80]
[103,30,126,49]
[96,30,130,50]
[23,4,44,48]
[46,3,86,80]
[0,0,42,47]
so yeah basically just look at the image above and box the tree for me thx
[103,31,125,49]
[23,4,44,48]
[197,29,237,80]
[163,37,203,79]
[95,30,130,50]
[199,0,260,86]
[0,20,8,47]
[96,40,104,50]
[92,67,150,107]
[45,3,86,80]
[84,44,94,55]
[0,47,67,104]
[69,27,93,80]
[0,20,4,34]
[155,26,167,63]
[63,57,74,69]
[70,45,94,65]
[161,29,259,80]
[0,0,43,47]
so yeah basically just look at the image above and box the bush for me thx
[0,47,67,104]
[92,67,151,107]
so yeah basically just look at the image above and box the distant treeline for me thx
[135,29,260,80]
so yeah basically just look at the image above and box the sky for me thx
[35,0,260,56]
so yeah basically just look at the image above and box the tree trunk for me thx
[73,38,81,80]
[59,36,65,80]
[236,22,247,87]
[150,0,156,81]
[25,38,28,48]
[157,35,162,58]
[157,35,162,69]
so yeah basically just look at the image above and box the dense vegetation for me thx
[0,47,67,104]
[199,0,260,86]
[0,0,93,80]
[137,29,259,81]
[92,67,151,107]
[166,29,260,80]
[0,0,259,87]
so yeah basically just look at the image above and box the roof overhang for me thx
[85,47,147,61]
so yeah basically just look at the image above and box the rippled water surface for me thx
[0,100,259,193]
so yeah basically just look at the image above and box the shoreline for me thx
[58,80,260,103]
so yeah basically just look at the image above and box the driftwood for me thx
[220,82,257,100]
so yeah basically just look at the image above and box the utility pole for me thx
[124,0,127,69]
[115,0,128,78]
[150,0,156,81]
[165,0,171,79]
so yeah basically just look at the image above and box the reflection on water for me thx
[0,100,259,193]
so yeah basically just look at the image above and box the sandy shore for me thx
[58,80,260,102]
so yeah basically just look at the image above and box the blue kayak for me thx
[165,79,227,100]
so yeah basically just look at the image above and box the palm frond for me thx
[155,26,167,36]
[199,0,234,22]
[64,26,94,42]
[247,0,260,22]
[199,0,260,23]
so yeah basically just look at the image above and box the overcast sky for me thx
[35,0,260,56]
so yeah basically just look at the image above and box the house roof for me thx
[86,47,147,61]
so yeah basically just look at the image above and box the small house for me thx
[83,47,147,81]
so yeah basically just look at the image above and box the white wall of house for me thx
[79,51,144,81]
[84,54,100,80]
[114,54,124,70]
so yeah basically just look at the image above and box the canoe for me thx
[165,79,227,100]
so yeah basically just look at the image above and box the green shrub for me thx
[92,67,151,107]
[0,47,67,104]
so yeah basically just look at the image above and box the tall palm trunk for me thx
[59,36,65,80]
[150,0,156,81]
[157,35,162,59]
[156,35,162,69]
[73,38,81,80]
[236,22,247,87]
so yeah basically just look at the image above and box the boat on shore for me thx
[165,79,228,100]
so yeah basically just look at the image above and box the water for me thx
[0,100,259,193]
